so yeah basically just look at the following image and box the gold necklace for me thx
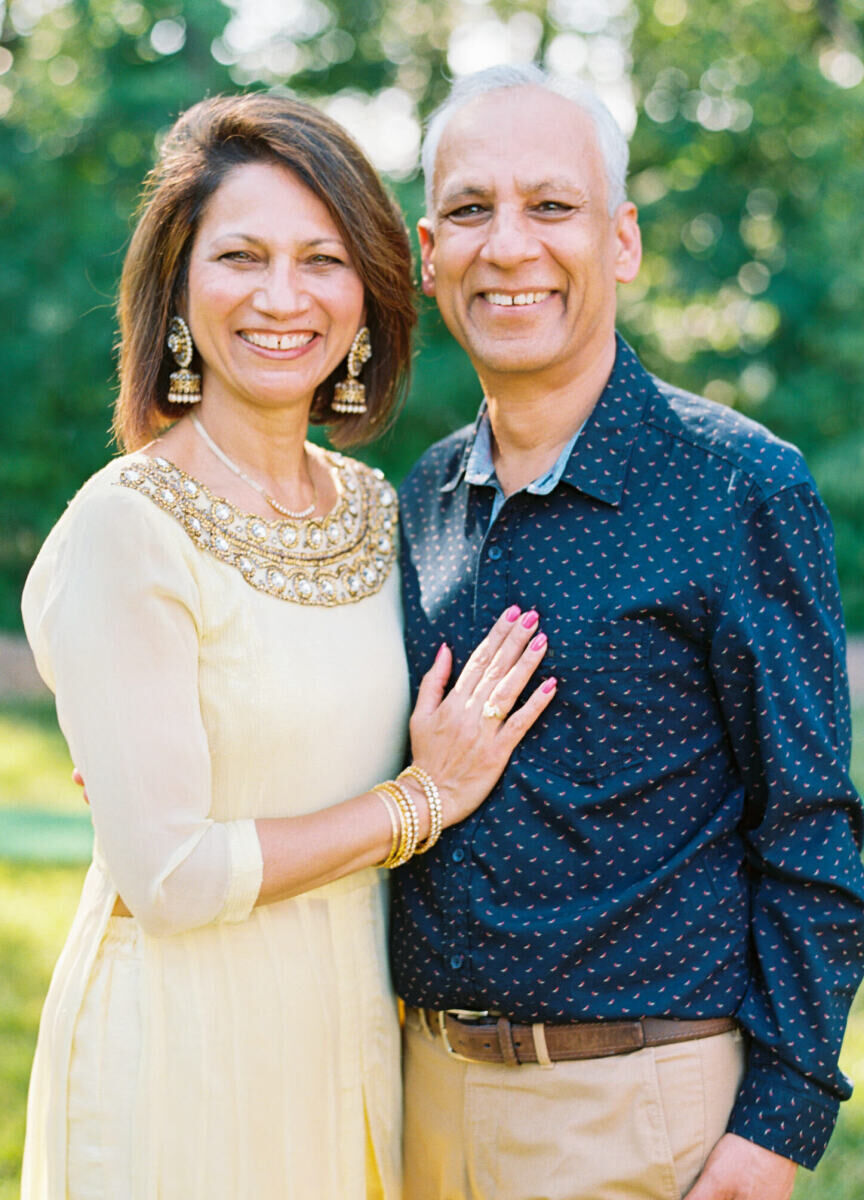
[190,415,317,520]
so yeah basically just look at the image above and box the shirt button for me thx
[450,954,464,970]
[451,848,465,863]
[488,546,503,560]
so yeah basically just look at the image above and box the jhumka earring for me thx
[166,315,202,405]
[332,326,372,414]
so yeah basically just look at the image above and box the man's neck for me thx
[481,338,616,497]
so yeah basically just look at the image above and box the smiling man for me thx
[391,65,864,1200]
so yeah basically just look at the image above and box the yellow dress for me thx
[20,449,410,1199]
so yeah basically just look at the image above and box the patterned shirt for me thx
[392,335,864,1169]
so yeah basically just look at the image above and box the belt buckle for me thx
[439,1009,490,1061]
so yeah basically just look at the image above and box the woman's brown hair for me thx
[115,93,416,451]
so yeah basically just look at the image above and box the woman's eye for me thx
[220,250,255,262]
[308,254,342,266]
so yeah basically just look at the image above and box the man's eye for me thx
[534,201,573,214]
[447,203,487,220]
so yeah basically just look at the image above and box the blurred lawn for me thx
[0,698,862,1198]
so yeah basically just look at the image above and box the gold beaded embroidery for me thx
[116,453,397,607]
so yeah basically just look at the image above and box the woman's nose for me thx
[251,264,310,317]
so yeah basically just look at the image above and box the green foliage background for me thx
[1,0,862,628]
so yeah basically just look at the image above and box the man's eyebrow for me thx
[436,179,589,210]
[437,185,492,209]
[517,177,585,195]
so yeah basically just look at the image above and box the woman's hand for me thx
[408,605,556,828]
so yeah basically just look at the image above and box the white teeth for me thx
[242,331,315,350]
[484,291,551,307]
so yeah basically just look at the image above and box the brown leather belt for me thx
[410,1008,738,1067]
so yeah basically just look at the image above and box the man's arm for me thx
[706,480,864,1178]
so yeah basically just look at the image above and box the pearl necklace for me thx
[190,415,317,520]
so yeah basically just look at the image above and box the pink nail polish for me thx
[530,633,547,652]
[541,677,557,694]
[505,604,521,622]
[521,610,539,629]
[435,643,447,662]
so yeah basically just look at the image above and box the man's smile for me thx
[479,290,554,308]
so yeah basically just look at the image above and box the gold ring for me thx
[482,701,505,720]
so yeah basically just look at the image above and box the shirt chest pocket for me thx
[529,619,653,781]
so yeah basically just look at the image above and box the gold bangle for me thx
[376,783,411,866]
[390,780,419,865]
[373,787,402,868]
[399,765,443,854]
[376,780,419,867]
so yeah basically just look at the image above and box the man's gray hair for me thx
[421,64,629,217]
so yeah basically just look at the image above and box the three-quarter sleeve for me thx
[22,477,263,937]
[709,480,864,1167]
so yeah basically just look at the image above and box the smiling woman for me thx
[117,93,415,453]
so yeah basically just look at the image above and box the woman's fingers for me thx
[412,643,453,718]
[450,605,523,697]
[466,608,542,710]
[479,629,550,725]
[496,676,558,750]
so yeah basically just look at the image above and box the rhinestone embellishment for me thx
[117,452,397,607]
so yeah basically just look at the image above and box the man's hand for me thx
[72,767,89,805]
[683,1134,797,1200]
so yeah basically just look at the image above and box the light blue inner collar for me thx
[464,411,585,524]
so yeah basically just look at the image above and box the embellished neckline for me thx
[116,452,397,607]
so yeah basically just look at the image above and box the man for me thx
[391,64,864,1200]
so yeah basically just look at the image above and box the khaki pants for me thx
[403,1015,745,1200]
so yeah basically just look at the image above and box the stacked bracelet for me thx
[372,768,442,868]
[374,780,420,868]
[399,765,443,854]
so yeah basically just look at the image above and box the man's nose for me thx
[251,263,310,317]
[478,208,541,268]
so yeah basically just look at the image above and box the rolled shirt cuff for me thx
[217,818,264,924]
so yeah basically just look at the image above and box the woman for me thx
[20,94,556,1199]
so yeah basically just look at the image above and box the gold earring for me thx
[332,326,372,414]
[166,315,202,405]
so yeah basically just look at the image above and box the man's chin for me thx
[469,349,557,378]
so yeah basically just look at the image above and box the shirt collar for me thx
[441,334,655,506]
[462,408,584,498]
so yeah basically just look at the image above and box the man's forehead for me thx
[432,91,604,207]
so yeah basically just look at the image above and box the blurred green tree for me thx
[0,0,862,629]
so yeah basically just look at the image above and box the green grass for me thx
[0,698,81,813]
[0,700,862,1196]
[0,699,92,864]
[0,861,87,1200]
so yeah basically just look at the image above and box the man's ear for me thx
[614,202,642,285]
[418,218,436,297]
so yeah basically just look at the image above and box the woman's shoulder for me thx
[52,452,202,533]
[30,453,201,587]
[325,450,398,513]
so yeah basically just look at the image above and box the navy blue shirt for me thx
[392,337,864,1169]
